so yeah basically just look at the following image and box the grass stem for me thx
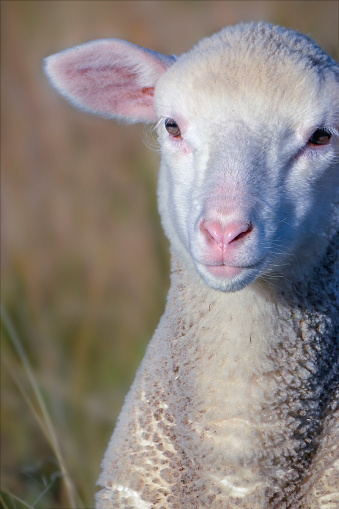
[1,306,78,509]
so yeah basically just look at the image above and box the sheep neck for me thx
[146,235,338,490]
[98,234,338,506]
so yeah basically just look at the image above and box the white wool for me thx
[44,21,339,508]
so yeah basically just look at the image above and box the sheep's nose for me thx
[200,220,253,249]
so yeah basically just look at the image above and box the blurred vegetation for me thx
[1,1,338,507]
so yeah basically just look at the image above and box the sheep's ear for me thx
[43,39,175,123]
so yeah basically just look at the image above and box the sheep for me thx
[43,21,339,508]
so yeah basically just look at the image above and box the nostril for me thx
[230,223,253,244]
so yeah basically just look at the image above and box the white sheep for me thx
[44,22,339,508]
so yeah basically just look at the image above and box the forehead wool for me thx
[155,23,338,128]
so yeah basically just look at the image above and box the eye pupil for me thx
[308,128,332,146]
[165,118,181,138]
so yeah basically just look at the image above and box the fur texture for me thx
[44,22,339,508]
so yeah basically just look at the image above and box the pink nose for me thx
[200,220,253,248]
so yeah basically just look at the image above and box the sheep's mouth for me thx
[205,264,245,278]
[198,258,265,277]
[195,259,267,291]
[204,262,264,278]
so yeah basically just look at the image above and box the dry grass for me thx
[1,1,338,507]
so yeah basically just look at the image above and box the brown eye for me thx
[165,118,181,138]
[308,128,332,146]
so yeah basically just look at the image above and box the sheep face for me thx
[154,30,339,292]
[44,23,339,293]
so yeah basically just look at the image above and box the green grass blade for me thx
[1,305,78,509]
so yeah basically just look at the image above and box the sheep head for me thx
[44,22,339,292]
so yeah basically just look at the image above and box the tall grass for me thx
[1,306,79,508]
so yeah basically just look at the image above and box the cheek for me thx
[172,167,195,218]
[158,158,194,246]
[164,160,198,244]
[284,160,330,222]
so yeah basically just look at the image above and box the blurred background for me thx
[1,1,338,507]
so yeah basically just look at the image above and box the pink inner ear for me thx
[63,62,156,119]
[45,39,175,123]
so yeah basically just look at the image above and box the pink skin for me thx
[199,220,254,277]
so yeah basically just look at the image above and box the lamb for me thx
[44,22,339,508]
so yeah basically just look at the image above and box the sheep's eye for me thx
[165,118,181,138]
[308,128,332,146]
